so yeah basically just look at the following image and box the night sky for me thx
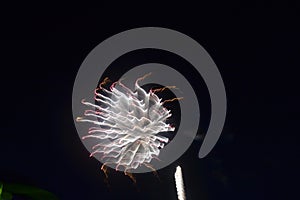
[0,2,299,200]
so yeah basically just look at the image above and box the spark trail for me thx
[175,166,186,200]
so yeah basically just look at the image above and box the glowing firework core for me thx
[77,74,175,171]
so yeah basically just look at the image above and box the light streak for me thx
[175,166,186,200]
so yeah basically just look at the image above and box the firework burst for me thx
[76,74,176,172]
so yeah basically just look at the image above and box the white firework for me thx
[76,74,175,171]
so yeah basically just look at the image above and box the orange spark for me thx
[143,163,160,181]
[163,97,184,104]
[99,77,111,88]
[101,164,109,179]
[101,164,111,189]
[152,86,178,93]
[137,72,152,82]
[124,171,136,184]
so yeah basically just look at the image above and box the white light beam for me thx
[175,166,186,200]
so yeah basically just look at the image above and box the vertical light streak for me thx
[175,166,186,200]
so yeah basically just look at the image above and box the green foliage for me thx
[0,182,2,197]
[1,191,13,200]
[0,182,58,200]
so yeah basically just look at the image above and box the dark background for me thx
[0,2,299,200]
